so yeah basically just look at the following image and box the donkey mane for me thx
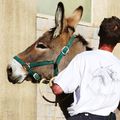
[75,34,93,50]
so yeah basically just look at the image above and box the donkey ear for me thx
[53,2,64,38]
[67,6,83,27]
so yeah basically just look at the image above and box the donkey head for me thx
[7,2,84,84]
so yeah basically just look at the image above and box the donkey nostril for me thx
[7,66,13,76]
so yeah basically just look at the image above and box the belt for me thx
[68,112,116,120]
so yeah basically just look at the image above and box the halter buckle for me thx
[23,63,30,71]
[61,46,69,55]
[33,73,41,81]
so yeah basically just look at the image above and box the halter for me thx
[14,35,76,82]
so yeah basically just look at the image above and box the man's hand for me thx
[51,83,63,95]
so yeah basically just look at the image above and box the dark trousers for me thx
[67,112,116,120]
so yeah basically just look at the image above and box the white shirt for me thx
[54,50,120,116]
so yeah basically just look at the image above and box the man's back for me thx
[67,50,120,116]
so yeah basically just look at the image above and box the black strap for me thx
[109,112,116,120]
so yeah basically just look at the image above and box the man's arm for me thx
[51,83,63,95]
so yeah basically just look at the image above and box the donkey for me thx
[7,2,92,119]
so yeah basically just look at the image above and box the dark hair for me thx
[98,16,120,46]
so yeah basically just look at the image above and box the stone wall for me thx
[0,1,36,120]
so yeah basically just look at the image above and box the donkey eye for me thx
[36,43,47,49]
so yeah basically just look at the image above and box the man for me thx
[51,16,120,120]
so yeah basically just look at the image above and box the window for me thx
[37,0,91,23]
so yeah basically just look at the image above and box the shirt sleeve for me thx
[53,54,85,93]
